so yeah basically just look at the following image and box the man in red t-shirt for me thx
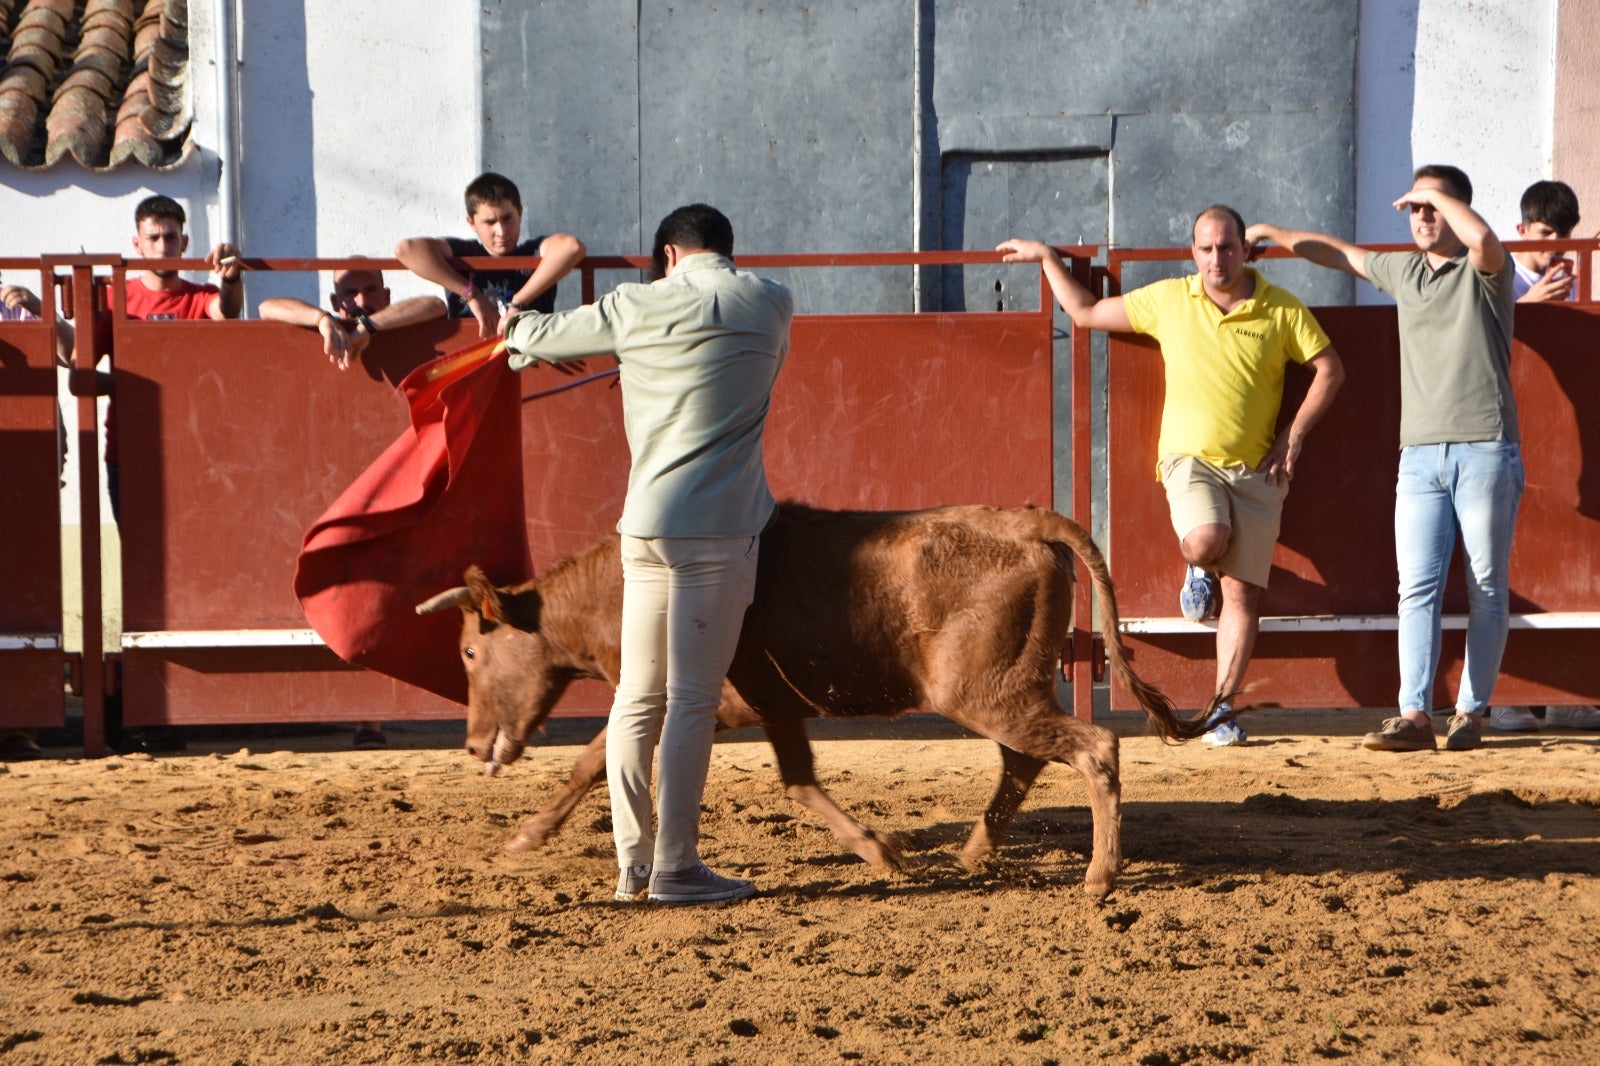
[101,195,242,754]
[124,193,243,320]
[104,195,244,520]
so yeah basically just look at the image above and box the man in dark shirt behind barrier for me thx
[395,171,585,339]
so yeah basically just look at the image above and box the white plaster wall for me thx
[1354,0,1555,302]
[2,1,476,536]
[1550,0,1599,235]
[237,0,479,309]
[1355,0,1423,249]
[1409,0,1556,232]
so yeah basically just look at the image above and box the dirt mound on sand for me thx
[2,709,1597,1063]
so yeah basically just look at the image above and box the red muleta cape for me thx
[293,339,532,703]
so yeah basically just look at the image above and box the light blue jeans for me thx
[1394,441,1524,716]
[607,534,758,874]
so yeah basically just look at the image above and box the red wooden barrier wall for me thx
[0,263,66,731]
[10,248,1593,751]
[102,258,1056,741]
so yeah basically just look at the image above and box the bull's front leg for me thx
[505,728,609,853]
[764,718,905,870]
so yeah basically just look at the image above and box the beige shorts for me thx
[1159,454,1288,588]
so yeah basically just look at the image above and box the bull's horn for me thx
[415,586,475,614]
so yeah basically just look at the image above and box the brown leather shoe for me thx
[1362,716,1436,752]
[1444,713,1484,751]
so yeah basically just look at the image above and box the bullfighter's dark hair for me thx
[1192,204,1247,245]
[1413,164,1474,204]
[464,171,523,216]
[650,203,735,279]
[1520,179,1581,235]
[134,194,186,227]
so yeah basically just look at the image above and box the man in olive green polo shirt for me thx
[1249,164,1522,753]
[999,207,1344,746]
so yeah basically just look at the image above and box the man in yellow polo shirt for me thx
[999,206,1344,745]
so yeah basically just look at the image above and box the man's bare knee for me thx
[1181,523,1231,566]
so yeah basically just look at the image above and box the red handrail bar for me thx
[1112,239,1600,303]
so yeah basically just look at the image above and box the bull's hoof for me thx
[956,843,995,871]
[1084,858,1119,901]
[854,830,906,871]
[503,824,551,853]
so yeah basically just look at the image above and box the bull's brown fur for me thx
[431,503,1212,899]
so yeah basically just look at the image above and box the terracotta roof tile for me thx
[0,0,192,171]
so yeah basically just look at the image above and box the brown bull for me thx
[418,503,1214,899]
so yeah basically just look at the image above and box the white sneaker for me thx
[1545,705,1600,730]
[1487,706,1540,732]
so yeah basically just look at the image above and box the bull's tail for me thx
[1039,509,1217,742]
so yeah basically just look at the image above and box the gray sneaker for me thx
[648,863,756,904]
[1444,713,1484,751]
[615,863,651,902]
[1488,705,1540,732]
[1546,705,1600,730]
[1362,716,1436,752]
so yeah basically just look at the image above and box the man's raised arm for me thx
[205,242,245,319]
[996,238,1132,332]
[1246,224,1371,280]
[502,299,618,369]
[1392,185,1506,274]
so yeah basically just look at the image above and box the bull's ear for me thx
[464,565,510,624]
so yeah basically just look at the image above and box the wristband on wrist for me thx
[316,311,333,329]
[461,278,477,300]
[356,313,378,334]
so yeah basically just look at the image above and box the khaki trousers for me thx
[607,534,758,873]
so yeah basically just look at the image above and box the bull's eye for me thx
[463,647,476,660]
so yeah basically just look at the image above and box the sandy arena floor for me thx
[2,708,1597,1064]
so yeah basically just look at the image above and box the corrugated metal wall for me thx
[482,0,1360,313]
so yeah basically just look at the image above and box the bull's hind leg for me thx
[944,702,1123,900]
[764,718,905,870]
